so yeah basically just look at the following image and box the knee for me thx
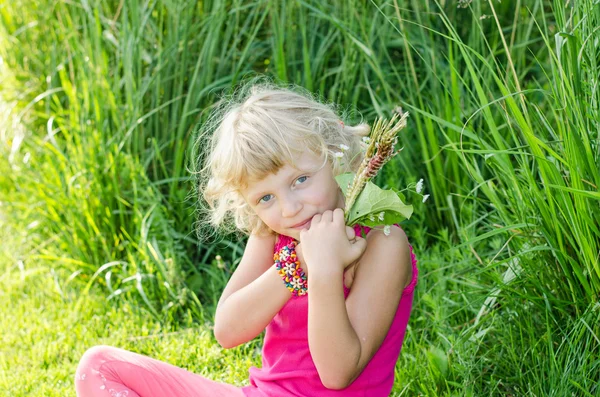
[76,345,117,374]
[75,345,120,396]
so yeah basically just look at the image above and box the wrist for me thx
[307,261,344,281]
[308,266,344,295]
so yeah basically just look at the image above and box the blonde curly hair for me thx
[192,79,370,241]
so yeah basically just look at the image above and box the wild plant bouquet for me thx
[335,111,413,236]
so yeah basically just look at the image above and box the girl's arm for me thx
[307,225,413,390]
[214,233,291,349]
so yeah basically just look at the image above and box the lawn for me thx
[0,223,261,396]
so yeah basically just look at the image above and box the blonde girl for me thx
[74,80,418,397]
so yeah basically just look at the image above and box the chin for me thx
[288,227,301,238]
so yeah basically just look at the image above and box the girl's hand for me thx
[296,224,357,279]
[299,208,367,277]
[296,242,359,289]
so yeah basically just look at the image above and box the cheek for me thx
[327,182,341,206]
[259,209,280,227]
[305,181,337,208]
[308,190,330,207]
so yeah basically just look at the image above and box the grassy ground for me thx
[0,240,261,396]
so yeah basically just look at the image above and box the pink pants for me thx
[74,345,264,397]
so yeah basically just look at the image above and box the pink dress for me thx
[74,224,417,397]
[242,223,418,397]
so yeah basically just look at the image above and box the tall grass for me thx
[424,0,600,308]
[363,0,599,308]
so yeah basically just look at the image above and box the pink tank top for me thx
[242,224,418,397]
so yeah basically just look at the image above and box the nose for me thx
[280,194,302,219]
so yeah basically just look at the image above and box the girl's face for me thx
[242,151,345,240]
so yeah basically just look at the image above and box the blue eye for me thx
[258,194,272,204]
[296,175,308,184]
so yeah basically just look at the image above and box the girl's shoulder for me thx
[356,223,415,289]
[216,232,277,311]
[240,232,278,270]
[251,232,277,257]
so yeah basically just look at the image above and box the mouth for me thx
[291,218,311,229]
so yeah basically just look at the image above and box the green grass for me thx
[0,271,261,396]
[2,0,600,395]
[0,233,262,396]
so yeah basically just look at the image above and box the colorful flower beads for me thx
[274,240,308,297]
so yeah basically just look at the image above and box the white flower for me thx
[334,152,344,159]
[416,178,424,194]
[359,137,371,150]
[369,214,375,222]
[290,278,304,290]
[383,225,391,236]
[284,262,296,274]
[339,144,350,151]
[378,211,385,221]
[422,194,430,203]
[279,250,290,261]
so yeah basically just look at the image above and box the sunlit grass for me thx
[0,257,261,396]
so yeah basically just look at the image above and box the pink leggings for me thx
[74,345,263,397]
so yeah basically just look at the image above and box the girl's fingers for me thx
[352,236,368,257]
[345,225,356,241]
[333,208,345,225]
[311,213,321,224]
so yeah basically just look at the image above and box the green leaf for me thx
[336,172,355,196]
[335,173,413,227]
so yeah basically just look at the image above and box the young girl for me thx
[74,82,418,397]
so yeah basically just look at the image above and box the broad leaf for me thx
[335,173,413,227]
